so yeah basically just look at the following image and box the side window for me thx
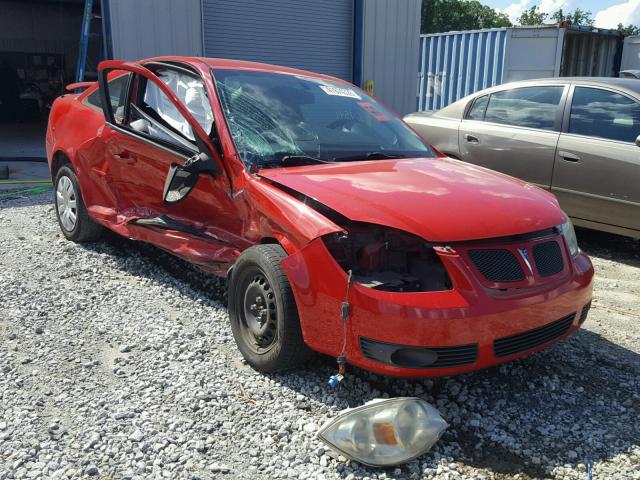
[569,87,640,143]
[466,95,489,120]
[127,77,196,152]
[85,72,131,123]
[484,86,564,131]
[145,68,214,141]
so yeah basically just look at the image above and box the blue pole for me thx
[75,0,94,82]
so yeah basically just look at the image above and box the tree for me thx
[517,5,547,26]
[421,0,512,34]
[617,23,640,36]
[550,8,594,26]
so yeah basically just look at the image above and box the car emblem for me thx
[518,248,533,274]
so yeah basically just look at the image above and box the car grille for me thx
[533,241,564,277]
[493,313,575,358]
[360,337,478,368]
[468,239,565,283]
[468,249,525,282]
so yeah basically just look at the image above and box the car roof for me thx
[424,76,640,119]
[141,55,350,84]
[482,77,640,95]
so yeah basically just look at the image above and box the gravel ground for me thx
[1,191,639,480]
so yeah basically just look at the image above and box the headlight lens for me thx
[317,398,447,467]
[559,216,580,256]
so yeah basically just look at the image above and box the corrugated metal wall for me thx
[109,0,203,60]
[202,0,354,81]
[561,32,620,77]
[360,0,421,116]
[417,29,507,112]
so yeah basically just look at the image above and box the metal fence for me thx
[417,29,507,112]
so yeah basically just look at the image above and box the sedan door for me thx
[458,85,567,189]
[97,60,240,272]
[552,85,640,235]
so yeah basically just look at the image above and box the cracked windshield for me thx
[212,68,435,169]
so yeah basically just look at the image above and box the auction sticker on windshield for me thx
[319,85,361,99]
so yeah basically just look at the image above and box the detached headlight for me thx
[317,398,447,467]
[559,216,580,256]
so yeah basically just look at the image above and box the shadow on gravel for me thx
[79,233,639,480]
[577,227,640,268]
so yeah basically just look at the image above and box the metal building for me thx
[106,0,422,115]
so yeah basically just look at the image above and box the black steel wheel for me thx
[239,269,278,353]
[228,244,310,372]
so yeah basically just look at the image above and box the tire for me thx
[54,165,104,242]
[228,244,310,372]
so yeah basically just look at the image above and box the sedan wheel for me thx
[228,244,310,372]
[240,269,278,353]
[56,175,78,232]
[54,164,104,242]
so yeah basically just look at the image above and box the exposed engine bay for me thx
[322,223,452,293]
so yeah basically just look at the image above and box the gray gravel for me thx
[1,191,639,480]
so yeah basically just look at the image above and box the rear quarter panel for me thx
[47,91,114,212]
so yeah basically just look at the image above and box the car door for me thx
[552,85,640,235]
[97,60,240,271]
[458,85,568,189]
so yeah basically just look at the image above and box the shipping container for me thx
[621,35,640,71]
[417,26,623,112]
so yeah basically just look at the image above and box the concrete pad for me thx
[0,161,51,190]
[0,121,47,160]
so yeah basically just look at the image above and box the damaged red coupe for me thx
[46,57,594,377]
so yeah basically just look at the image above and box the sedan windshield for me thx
[212,69,435,169]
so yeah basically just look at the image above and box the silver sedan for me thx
[404,78,640,239]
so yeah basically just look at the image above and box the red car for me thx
[46,57,594,378]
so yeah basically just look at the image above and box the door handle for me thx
[558,151,580,162]
[113,151,137,163]
[464,134,479,144]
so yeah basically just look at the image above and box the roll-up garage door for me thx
[202,0,354,81]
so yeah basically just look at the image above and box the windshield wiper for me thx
[280,155,334,166]
[333,152,407,162]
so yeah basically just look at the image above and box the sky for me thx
[483,0,640,28]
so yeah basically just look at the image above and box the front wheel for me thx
[54,165,104,242]
[228,244,310,372]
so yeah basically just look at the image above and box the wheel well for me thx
[260,237,280,245]
[51,151,71,180]
[227,238,284,280]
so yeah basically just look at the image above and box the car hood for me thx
[257,157,564,242]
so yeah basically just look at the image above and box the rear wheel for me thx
[228,244,310,372]
[54,165,104,242]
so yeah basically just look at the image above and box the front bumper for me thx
[281,238,594,377]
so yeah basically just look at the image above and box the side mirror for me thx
[163,165,198,204]
[162,152,218,204]
[636,135,640,147]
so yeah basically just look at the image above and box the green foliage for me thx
[517,5,547,26]
[421,0,512,34]
[617,23,640,36]
[550,8,594,26]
